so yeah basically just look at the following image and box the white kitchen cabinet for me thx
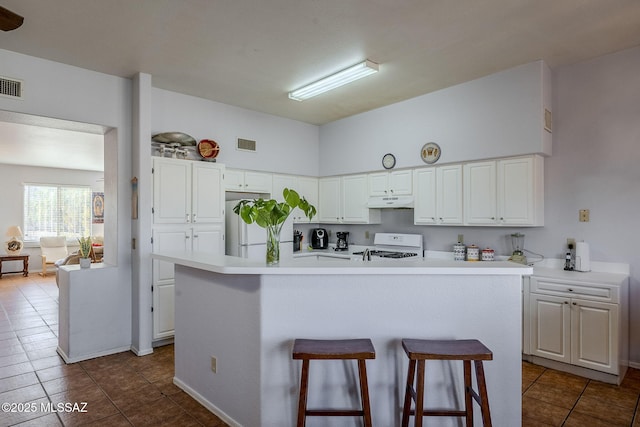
[527,271,628,383]
[368,170,412,197]
[464,155,544,226]
[318,175,381,224]
[225,168,272,194]
[272,174,319,223]
[153,158,225,224]
[413,165,463,225]
[151,224,224,340]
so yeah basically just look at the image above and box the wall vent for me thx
[237,138,256,152]
[0,76,23,99]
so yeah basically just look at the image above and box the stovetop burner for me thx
[352,250,418,259]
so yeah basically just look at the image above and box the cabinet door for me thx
[414,168,437,225]
[437,165,463,224]
[530,293,571,363]
[152,228,190,281]
[272,175,296,202]
[224,169,245,191]
[192,225,224,255]
[244,171,273,194]
[498,157,535,225]
[368,172,389,197]
[342,174,370,223]
[318,177,341,223]
[153,281,175,340]
[464,161,497,224]
[192,163,224,223]
[294,176,318,223]
[153,158,191,224]
[571,299,619,374]
[389,170,412,195]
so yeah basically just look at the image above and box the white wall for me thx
[0,47,133,347]
[0,164,104,272]
[151,88,320,176]
[319,60,552,176]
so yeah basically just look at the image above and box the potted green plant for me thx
[77,236,92,268]
[233,188,316,265]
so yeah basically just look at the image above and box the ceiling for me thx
[1,0,640,169]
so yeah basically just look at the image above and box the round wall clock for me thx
[382,153,396,169]
[420,142,441,164]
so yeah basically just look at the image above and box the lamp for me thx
[288,60,379,101]
[5,225,23,255]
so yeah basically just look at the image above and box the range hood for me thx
[366,195,414,209]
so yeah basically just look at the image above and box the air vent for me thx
[237,138,256,152]
[0,76,23,99]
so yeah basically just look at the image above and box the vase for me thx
[266,223,283,266]
[79,257,91,268]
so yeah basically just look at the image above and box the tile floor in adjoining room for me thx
[1,274,640,426]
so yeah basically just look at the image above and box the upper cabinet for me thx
[225,168,273,194]
[153,158,225,224]
[368,170,413,197]
[464,155,544,226]
[272,174,319,223]
[318,175,381,224]
[414,165,463,225]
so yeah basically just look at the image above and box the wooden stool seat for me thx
[293,338,375,427]
[401,339,493,427]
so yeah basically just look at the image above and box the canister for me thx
[466,245,480,261]
[481,248,495,261]
[453,242,466,261]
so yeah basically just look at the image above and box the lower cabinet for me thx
[152,224,224,340]
[527,272,628,382]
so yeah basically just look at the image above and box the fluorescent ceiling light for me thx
[288,60,379,101]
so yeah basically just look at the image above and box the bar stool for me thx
[401,338,493,427]
[292,338,375,427]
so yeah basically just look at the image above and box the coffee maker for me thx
[335,231,349,251]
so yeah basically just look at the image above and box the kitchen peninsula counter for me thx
[152,251,531,427]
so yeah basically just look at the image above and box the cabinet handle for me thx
[186,214,190,223]
[500,217,504,221]
[384,190,388,194]
[491,217,495,220]
[390,189,394,193]
[564,301,569,304]
[572,302,577,306]
[568,288,573,292]
[185,236,190,240]
[192,213,197,223]
[193,234,199,238]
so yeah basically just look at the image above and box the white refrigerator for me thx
[225,200,294,260]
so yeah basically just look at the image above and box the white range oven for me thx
[352,233,424,260]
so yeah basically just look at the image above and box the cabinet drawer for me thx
[531,277,619,303]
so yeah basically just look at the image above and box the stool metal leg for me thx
[464,360,473,427]
[357,359,373,427]
[297,359,310,427]
[475,360,492,427]
[401,359,416,427]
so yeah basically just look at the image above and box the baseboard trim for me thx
[173,376,241,427]
[56,345,132,364]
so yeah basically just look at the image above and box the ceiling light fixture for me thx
[288,60,379,101]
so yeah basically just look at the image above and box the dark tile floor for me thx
[523,358,640,426]
[2,274,640,426]
[0,274,227,426]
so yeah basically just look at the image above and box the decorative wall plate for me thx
[197,139,220,159]
[420,142,441,164]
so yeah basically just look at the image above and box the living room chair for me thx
[39,236,68,277]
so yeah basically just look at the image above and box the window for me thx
[23,184,92,242]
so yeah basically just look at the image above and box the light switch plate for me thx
[579,209,590,222]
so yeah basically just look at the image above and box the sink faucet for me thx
[362,248,371,261]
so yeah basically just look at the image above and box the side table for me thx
[0,254,29,278]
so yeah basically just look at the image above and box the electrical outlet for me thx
[457,234,464,244]
[365,230,370,239]
[211,356,217,373]
[567,238,575,249]
[579,209,590,222]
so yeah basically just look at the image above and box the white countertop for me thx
[532,266,629,285]
[152,250,533,276]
